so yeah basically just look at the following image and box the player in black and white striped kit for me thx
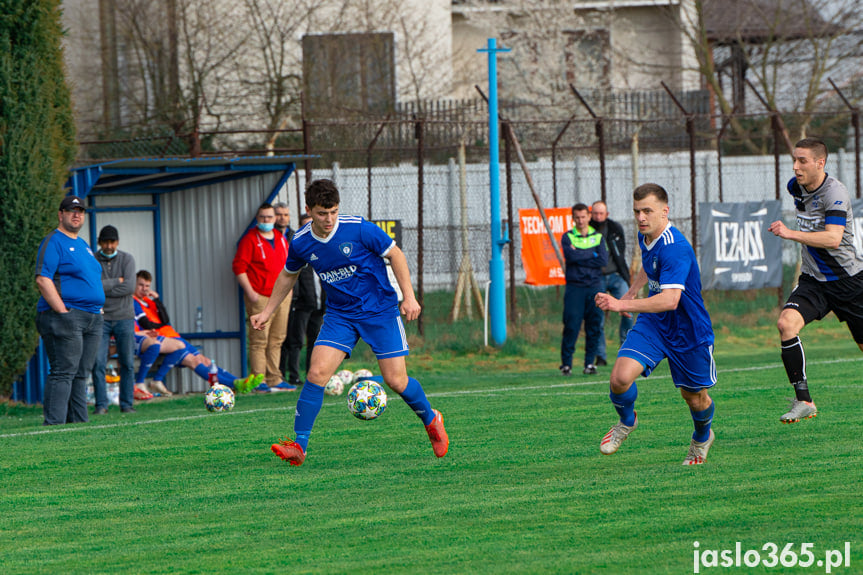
[768,137,863,423]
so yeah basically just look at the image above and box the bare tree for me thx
[666,0,863,149]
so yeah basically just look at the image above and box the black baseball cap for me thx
[98,225,119,242]
[59,196,85,211]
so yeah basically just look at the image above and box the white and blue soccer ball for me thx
[347,380,387,420]
[325,375,345,396]
[205,384,235,412]
[353,368,374,381]
[336,369,355,386]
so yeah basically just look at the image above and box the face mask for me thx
[257,222,275,233]
[99,250,118,259]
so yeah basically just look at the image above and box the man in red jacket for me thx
[232,202,295,392]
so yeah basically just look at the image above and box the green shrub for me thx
[0,0,77,394]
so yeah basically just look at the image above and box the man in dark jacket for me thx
[591,201,633,366]
[92,225,138,413]
[282,213,326,386]
[560,203,608,376]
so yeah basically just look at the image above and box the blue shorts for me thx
[175,336,200,356]
[134,334,164,355]
[618,325,716,392]
[134,334,198,358]
[315,311,409,359]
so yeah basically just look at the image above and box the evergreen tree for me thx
[0,0,77,394]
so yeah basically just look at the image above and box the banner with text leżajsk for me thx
[519,208,573,286]
[698,200,783,290]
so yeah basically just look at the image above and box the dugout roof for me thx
[66,155,315,198]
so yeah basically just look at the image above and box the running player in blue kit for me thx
[251,179,448,466]
[595,183,717,465]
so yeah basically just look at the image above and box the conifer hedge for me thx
[0,0,77,395]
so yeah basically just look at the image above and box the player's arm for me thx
[596,285,681,314]
[621,268,647,300]
[250,268,299,330]
[768,221,843,249]
[35,276,69,313]
[384,246,421,321]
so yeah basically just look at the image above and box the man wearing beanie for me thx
[93,225,139,413]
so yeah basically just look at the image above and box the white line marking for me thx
[3,356,860,439]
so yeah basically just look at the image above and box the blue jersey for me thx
[638,224,713,350]
[35,230,105,314]
[285,216,398,320]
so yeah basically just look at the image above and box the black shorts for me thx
[784,272,863,343]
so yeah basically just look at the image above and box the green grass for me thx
[2,314,861,574]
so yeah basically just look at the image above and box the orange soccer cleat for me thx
[271,439,306,466]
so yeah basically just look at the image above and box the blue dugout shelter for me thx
[14,155,313,404]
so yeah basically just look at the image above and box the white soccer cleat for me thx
[682,429,715,466]
[780,399,817,423]
[599,415,638,455]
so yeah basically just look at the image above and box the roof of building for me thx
[704,0,839,44]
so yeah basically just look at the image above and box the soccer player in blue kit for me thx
[251,179,448,466]
[594,183,717,465]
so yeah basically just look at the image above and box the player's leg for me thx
[151,336,189,388]
[363,313,448,457]
[600,327,662,455]
[600,356,643,455]
[668,343,717,465]
[271,344,345,466]
[777,277,827,422]
[135,335,161,385]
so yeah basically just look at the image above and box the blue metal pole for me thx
[479,38,510,346]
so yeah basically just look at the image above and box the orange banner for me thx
[519,208,573,286]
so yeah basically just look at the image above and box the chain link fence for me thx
[76,99,863,342]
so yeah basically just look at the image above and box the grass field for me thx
[2,304,861,574]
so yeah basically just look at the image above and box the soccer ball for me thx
[325,375,345,396]
[353,368,373,381]
[205,384,235,412]
[347,380,387,420]
[336,369,354,385]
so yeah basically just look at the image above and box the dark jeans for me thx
[597,272,634,361]
[92,318,136,410]
[282,307,324,383]
[561,283,603,369]
[37,309,103,425]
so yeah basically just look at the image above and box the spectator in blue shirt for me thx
[35,196,105,425]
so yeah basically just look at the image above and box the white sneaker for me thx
[149,380,173,396]
[599,414,638,455]
[780,399,817,423]
[682,429,715,465]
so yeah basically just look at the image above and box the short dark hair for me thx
[299,212,312,224]
[137,270,152,281]
[795,137,828,160]
[633,183,668,204]
[572,202,590,214]
[257,202,274,214]
[305,179,340,210]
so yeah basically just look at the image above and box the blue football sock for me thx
[155,348,186,381]
[136,342,160,384]
[399,377,435,426]
[294,381,326,452]
[193,363,210,380]
[610,383,638,427]
[691,401,715,443]
[217,367,238,388]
